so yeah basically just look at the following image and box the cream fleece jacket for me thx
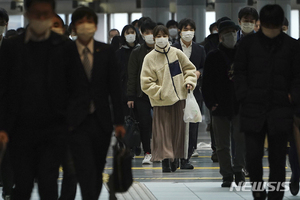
[140,43,197,106]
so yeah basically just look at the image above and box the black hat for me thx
[216,17,231,27]
[218,20,240,34]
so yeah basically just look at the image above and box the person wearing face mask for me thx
[51,13,65,35]
[172,18,206,170]
[234,4,300,199]
[166,20,179,45]
[0,0,80,199]
[140,25,197,173]
[65,6,125,200]
[282,17,289,34]
[127,19,156,165]
[202,20,245,188]
[116,24,140,118]
[0,8,8,48]
[237,7,259,43]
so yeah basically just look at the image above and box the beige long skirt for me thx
[151,100,186,161]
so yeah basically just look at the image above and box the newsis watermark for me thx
[230,182,290,192]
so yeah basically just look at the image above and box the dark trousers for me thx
[212,115,245,178]
[9,127,64,200]
[135,97,152,154]
[1,148,14,197]
[70,113,111,200]
[245,123,288,200]
[187,122,199,159]
[210,111,216,152]
[289,116,300,182]
[58,146,77,200]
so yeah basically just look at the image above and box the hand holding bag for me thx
[183,90,202,123]
[107,137,133,198]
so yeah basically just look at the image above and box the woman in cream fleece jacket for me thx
[140,25,197,173]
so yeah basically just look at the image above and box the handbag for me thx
[183,90,202,123]
[124,108,140,148]
[107,137,133,198]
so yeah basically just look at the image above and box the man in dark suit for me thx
[0,0,77,199]
[67,7,125,200]
[173,18,206,169]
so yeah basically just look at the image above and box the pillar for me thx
[176,0,206,42]
[215,0,247,24]
[141,0,170,24]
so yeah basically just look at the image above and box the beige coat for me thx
[140,43,197,107]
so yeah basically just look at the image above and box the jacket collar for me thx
[154,42,170,54]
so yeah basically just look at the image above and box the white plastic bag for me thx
[183,92,202,123]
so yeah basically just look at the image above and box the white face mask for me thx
[241,22,255,34]
[125,34,136,44]
[29,19,52,35]
[76,23,96,42]
[0,26,5,35]
[51,27,64,35]
[181,31,194,42]
[144,34,154,45]
[283,30,288,34]
[169,28,178,38]
[69,35,77,41]
[155,37,169,48]
[222,32,237,49]
[212,30,218,34]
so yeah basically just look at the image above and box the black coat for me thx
[127,43,152,101]
[172,41,206,102]
[234,30,300,134]
[0,31,74,134]
[202,44,239,117]
[115,44,139,102]
[66,40,124,133]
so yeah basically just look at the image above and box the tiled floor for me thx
[2,121,300,199]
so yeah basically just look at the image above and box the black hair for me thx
[25,0,55,11]
[260,4,284,28]
[16,27,25,35]
[283,17,289,27]
[238,7,259,21]
[54,13,64,27]
[209,22,217,33]
[121,24,139,45]
[178,18,196,32]
[153,25,169,38]
[166,20,178,28]
[138,17,151,28]
[5,29,17,39]
[71,6,98,26]
[109,28,120,35]
[0,8,9,23]
[131,19,139,27]
[157,22,164,26]
[140,20,157,34]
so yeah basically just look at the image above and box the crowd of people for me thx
[0,0,300,200]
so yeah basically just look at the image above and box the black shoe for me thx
[221,176,233,187]
[253,190,266,200]
[135,146,141,156]
[211,151,218,162]
[171,159,179,172]
[162,159,171,173]
[235,171,245,186]
[180,159,194,169]
[290,176,299,196]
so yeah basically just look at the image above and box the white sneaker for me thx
[142,153,152,164]
[191,150,199,157]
